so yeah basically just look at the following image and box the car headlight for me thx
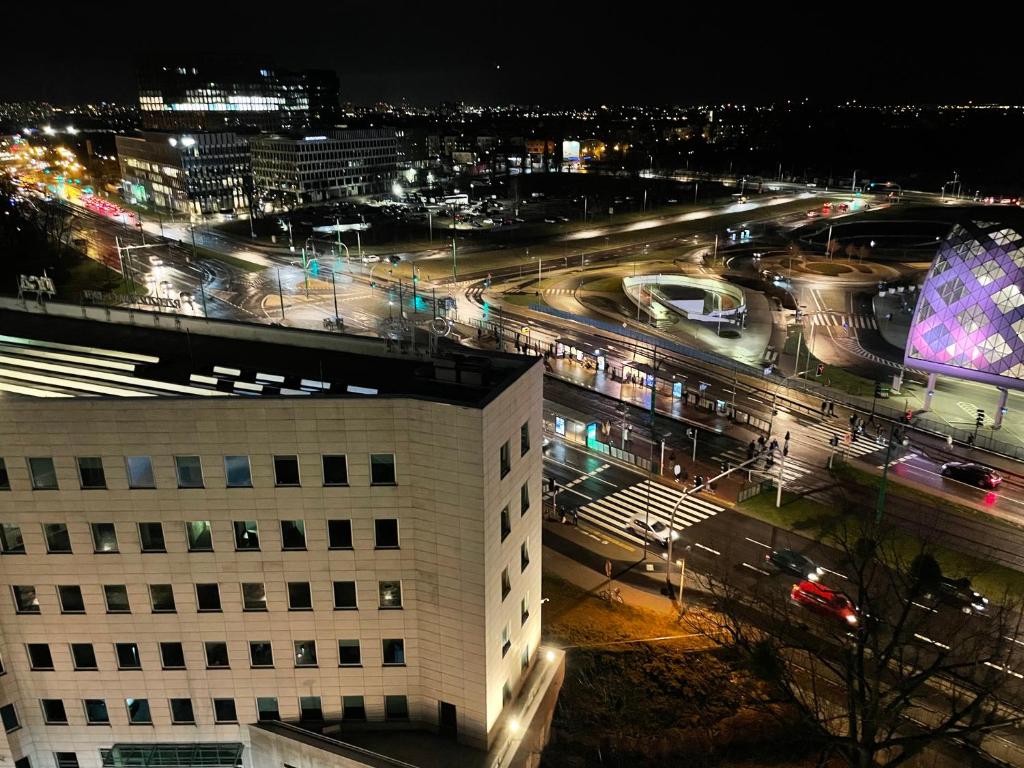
[815,566,824,575]
[807,572,820,582]
[845,613,859,625]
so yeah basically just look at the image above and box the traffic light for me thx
[874,382,884,399]
[816,363,824,377]
[976,409,985,428]
[686,428,694,438]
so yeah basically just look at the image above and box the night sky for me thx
[1,4,1014,106]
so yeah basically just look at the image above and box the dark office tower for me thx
[282,69,341,127]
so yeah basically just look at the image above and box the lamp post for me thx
[875,423,909,523]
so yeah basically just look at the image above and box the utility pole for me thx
[331,269,339,323]
[876,424,907,524]
[277,268,285,320]
[775,448,787,508]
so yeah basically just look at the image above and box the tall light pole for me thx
[851,169,859,193]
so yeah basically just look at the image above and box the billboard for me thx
[562,140,581,163]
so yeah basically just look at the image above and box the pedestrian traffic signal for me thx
[874,382,884,398]
[816,363,824,377]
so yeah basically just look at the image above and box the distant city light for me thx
[66,126,79,135]
[180,136,196,148]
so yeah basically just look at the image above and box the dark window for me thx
[115,643,141,670]
[55,754,78,768]
[103,585,130,613]
[71,644,97,670]
[338,640,361,666]
[299,696,322,721]
[91,523,118,553]
[321,455,348,486]
[333,581,357,609]
[28,458,58,490]
[500,506,511,542]
[12,759,26,768]
[521,594,530,626]
[196,583,221,612]
[385,695,409,721]
[342,695,366,720]
[224,456,252,488]
[280,520,306,550]
[328,519,353,549]
[249,642,274,668]
[27,644,53,670]
[294,641,317,667]
[205,642,229,669]
[43,524,71,553]
[378,580,402,609]
[126,698,151,724]
[0,524,25,554]
[185,521,213,551]
[501,568,511,601]
[13,585,39,614]
[242,583,267,611]
[84,699,109,724]
[41,699,67,724]
[500,441,510,479]
[374,519,399,549]
[521,645,530,671]
[1,703,19,732]
[521,541,530,572]
[287,582,312,610]
[502,625,511,657]
[502,681,512,706]
[274,455,300,486]
[256,697,279,721]
[0,458,8,490]
[521,422,530,456]
[370,453,396,485]
[169,698,195,724]
[175,456,203,488]
[159,642,185,670]
[77,457,106,489]
[213,698,237,723]
[520,482,530,516]
[233,521,259,550]
[138,523,165,552]
[149,584,176,613]
[382,639,405,666]
[125,456,155,489]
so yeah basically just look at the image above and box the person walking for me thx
[828,401,835,416]
[821,400,827,415]
[946,434,954,449]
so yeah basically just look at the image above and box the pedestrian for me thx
[849,414,857,428]
[967,433,975,447]
[783,444,789,457]
[758,435,766,449]
[946,434,953,449]
[770,438,778,453]
[785,431,791,443]
[821,400,827,415]
[673,463,682,483]
[747,441,756,460]
[828,401,835,416]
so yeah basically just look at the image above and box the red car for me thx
[791,580,858,627]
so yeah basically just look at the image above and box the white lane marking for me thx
[742,562,772,576]
[820,567,848,581]
[911,601,939,613]
[985,661,1024,680]
[914,633,951,650]
[694,542,721,556]
[1005,636,1024,648]
[745,537,771,549]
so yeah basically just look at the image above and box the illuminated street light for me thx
[42,125,55,136]
[66,126,79,135]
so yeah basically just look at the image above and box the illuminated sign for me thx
[555,416,566,436]
[562,140,581,162]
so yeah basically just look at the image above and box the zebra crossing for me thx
[578,479,722,544]
[543,288,575,295]
[808,313,877,329]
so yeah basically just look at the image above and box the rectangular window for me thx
[287,582,312,610]
[280,520,306,550]
[174,456,204,488]
[521,592,530,626]
[205,642,229,669]
[233,520,260,550]
[333,581,357,609]
[91,523,118,553]
[224,455,252,488]
[159,642,185,670]
[501,568,511,601]
[55,754,78,768]
[382,639,405,666]
[328,519,353,549]
[370,453,396,485]
[125,456,155,489]
[126,698,151,725]
[378,580,402,609]
[521,540,530,572]
[84,699,109,724]
[138,523,165,553]
[1,703,19,732]
[149,585,176,613]
[521,645,530,671]
[274,455,300,486]
[256,697,279,721]
[500,441,510,479]
[0,524,24,555]
[169,698,195,724]
[77,457,106,489]
[27,644,53,670]
[500,506,511,542]
[115,643,141,670]
[41,699,67,724]
[13,585,39,614]
[384,695,409,721]
[294,641,317,667]
[242,583,267,611]
[0,458,8,490]
[521,422,530,456]
[249,641,274,668]
[342,695,366,720]
[501,623,511,657]
[71,644,97,671]
[521,482,530,516]
[213,698,237,724]
[104,585,130,614]
[338,640,361,667]
[299,696,323,721]
[43,524,71,553]
[502,681,512,706]
[196,583,221,612]
[185,521,213,551]
[28,458,58,490]
[374,519,399,549]
[321,454,348,486]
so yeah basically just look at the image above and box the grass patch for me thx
[804,262,852,276]
[581,275,628,292]
[784,326,877,397]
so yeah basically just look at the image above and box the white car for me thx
[628,516,678,547]
[361,254,380,264]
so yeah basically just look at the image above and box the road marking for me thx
[820,567,848,581]
[985,661,1024,680]
[911,601,939,613]
[745,537,771,549]
[742,562,772,576]
[914,633,951,650]
[1005,636,1024,648]
[694,542,721,556]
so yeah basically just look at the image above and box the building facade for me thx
[115,131,252,215]
[0,301,543,768]
[250,129,398,206]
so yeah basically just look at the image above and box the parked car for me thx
[766,548,823,582]
[790,580,858,627]
[940,462,1002,489]
[928,577,989,614]
[628,516,678,547]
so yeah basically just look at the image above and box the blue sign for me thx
[555,416,565,436]
[672,381,683,398]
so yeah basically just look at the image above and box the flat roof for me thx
[0,300,537,407]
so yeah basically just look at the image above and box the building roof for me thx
[0,299,537,408]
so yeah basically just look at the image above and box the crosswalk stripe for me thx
[578,480,722,539]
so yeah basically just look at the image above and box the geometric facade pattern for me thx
[906,213,1024,390]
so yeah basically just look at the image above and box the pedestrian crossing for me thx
[543,288,574,295]
[808,313,877,329]
[578,479,722,545]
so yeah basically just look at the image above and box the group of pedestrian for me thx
[820,399,836,417]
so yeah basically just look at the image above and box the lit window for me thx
[12,585,39,614]
[186,521,213,551]
[242,583,267,611]
[378,580,402,609]
[294,640,317,667]
[91,523,118,553]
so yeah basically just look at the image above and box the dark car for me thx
[940,462,1003,489]
[766,548,824,582]
[928,577,989,614]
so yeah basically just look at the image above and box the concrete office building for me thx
[0,299,556,768]
[249,129,398,206]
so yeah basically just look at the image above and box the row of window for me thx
[0,452,396,491]
[500,482,532,543]
[0,518,397,555]
[0,693,409,733]
[10,578,405,614]
[18,636,406,673]
[499,422,532,480]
